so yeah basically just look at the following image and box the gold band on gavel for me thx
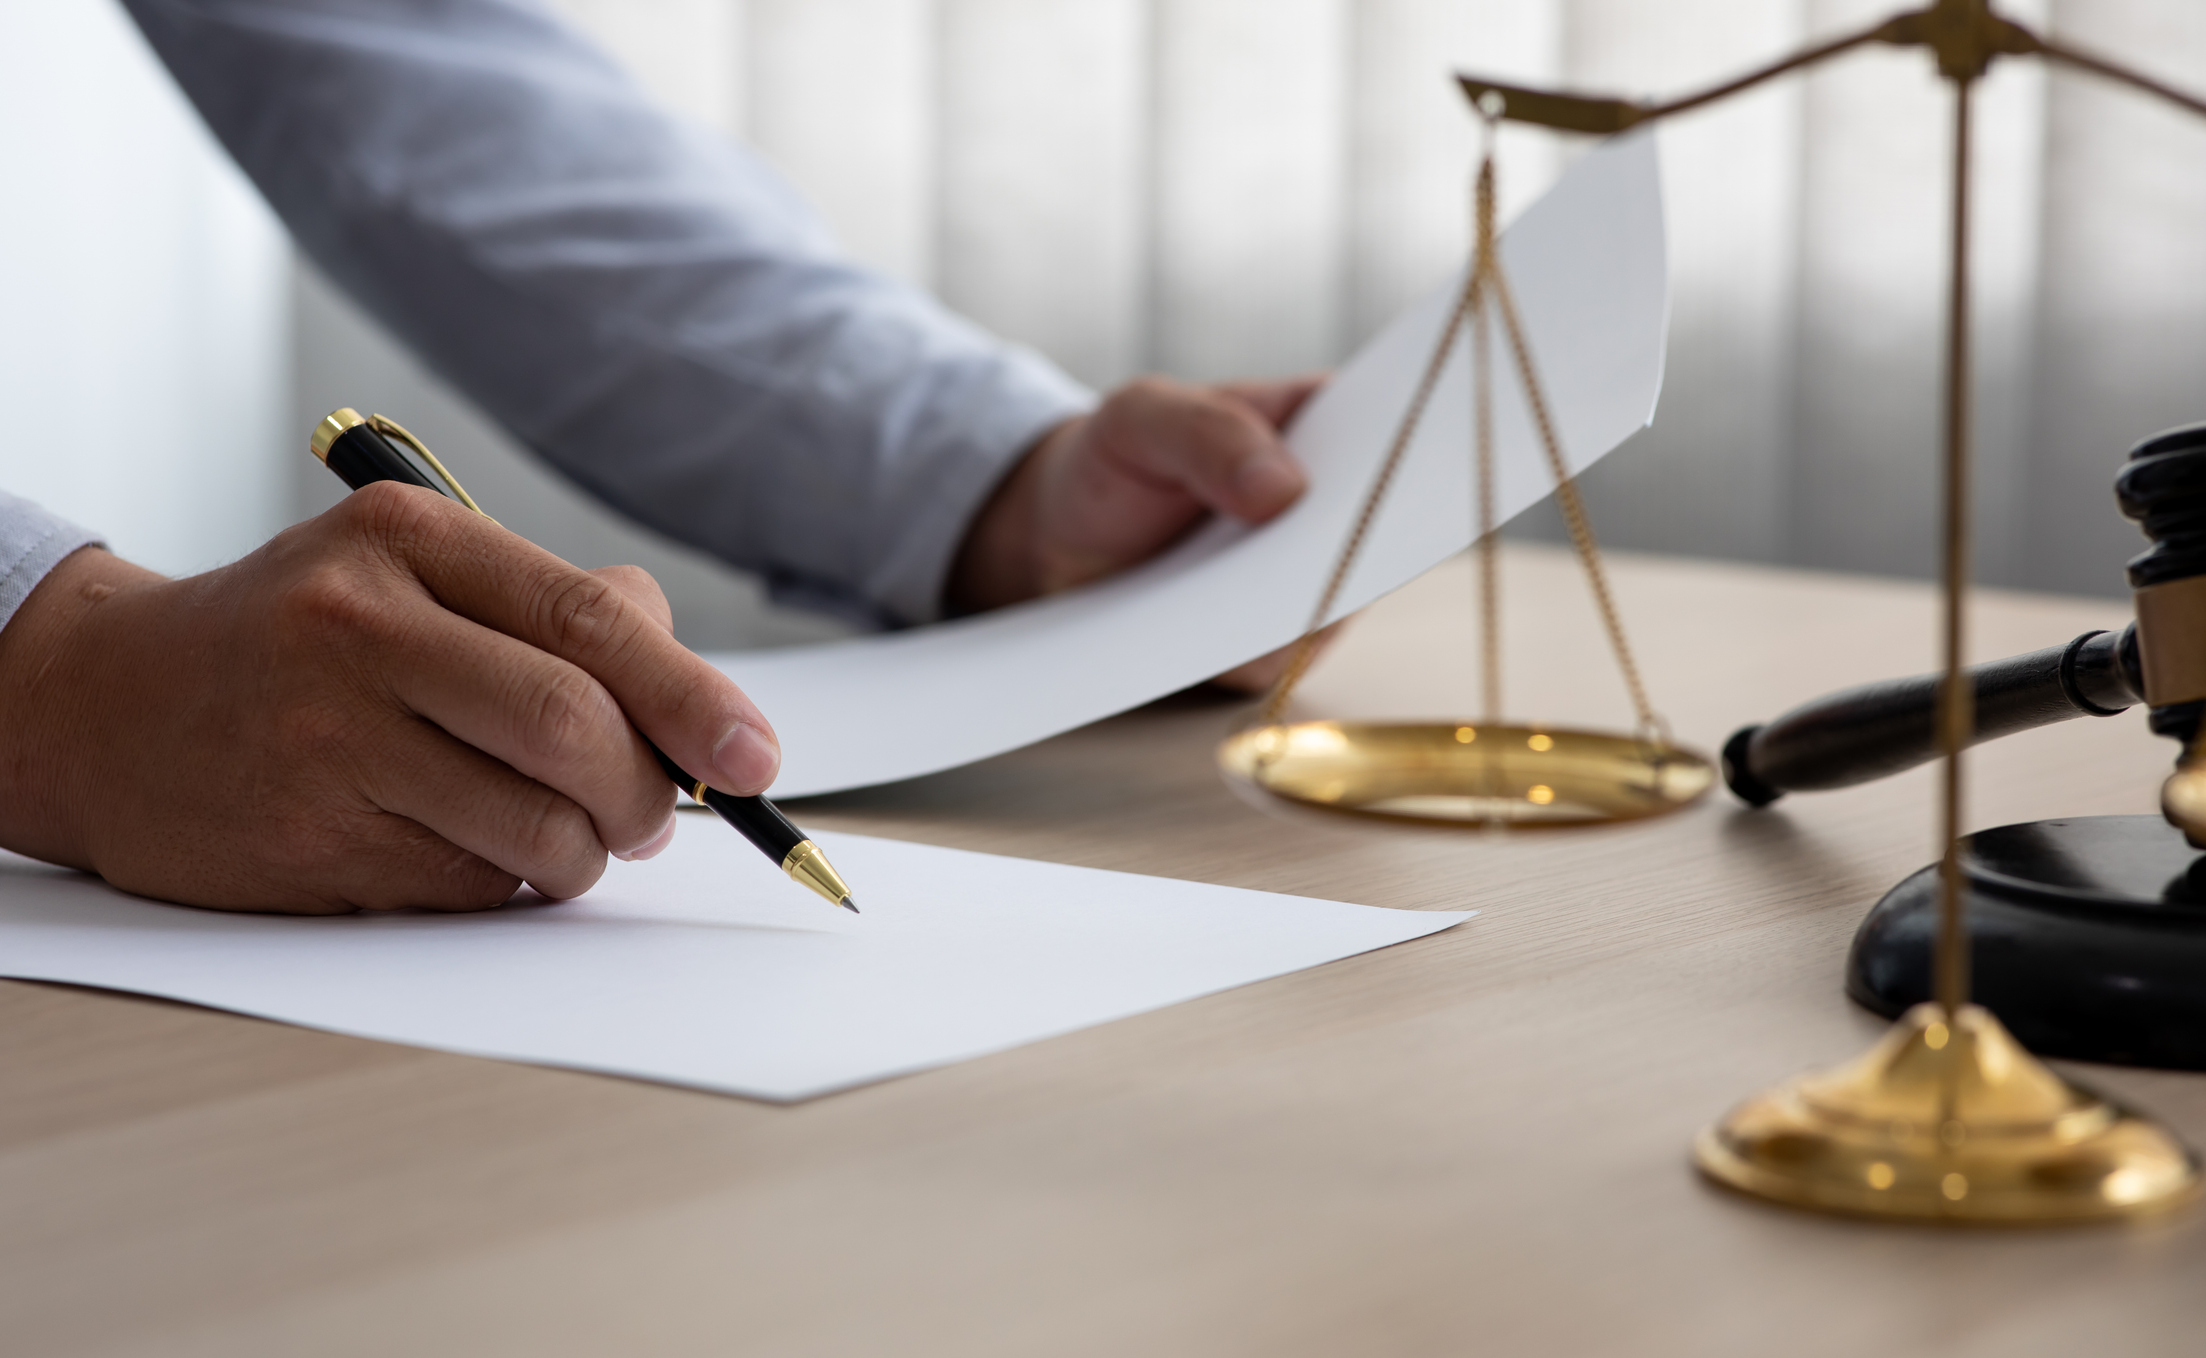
[2132,576,2206,705]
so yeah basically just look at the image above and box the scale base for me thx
[1850,815,2206,1069]
[1695,1002,2198,1222]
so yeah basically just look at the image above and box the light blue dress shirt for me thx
[0,0,1092,640]
[0,494,102,634]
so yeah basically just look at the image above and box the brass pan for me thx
[1219,720,1713,828]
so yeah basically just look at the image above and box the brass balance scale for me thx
[1220,0,2206,1224]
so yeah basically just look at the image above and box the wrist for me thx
[945,419,1063,615]
[0,548,163,869]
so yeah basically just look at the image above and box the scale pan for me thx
[1219,720,1714,827]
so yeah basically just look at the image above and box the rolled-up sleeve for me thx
[121,0,1095,627]
[0,494,102,635]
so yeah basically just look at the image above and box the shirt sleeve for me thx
[0,494,103,636]
[120,0,1095,628]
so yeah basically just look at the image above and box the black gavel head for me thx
[2118,422,2206,590]
[2118,422,2206,760]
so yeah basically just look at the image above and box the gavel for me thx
[1722,421,2206,837]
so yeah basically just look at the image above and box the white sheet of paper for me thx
[717,131,1667,798]
[0,830,1468,1102]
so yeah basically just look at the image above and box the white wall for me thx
[0,0,287,578]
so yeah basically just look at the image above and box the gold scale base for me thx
[1220,721,1714,827]
[1696,1002,2200,1223]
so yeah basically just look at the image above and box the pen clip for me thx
[367,413,500,525]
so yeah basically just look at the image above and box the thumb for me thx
[1114,381,1308,525]
[1215,374,1326,430]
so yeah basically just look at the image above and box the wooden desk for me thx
[6,546,2199,1357]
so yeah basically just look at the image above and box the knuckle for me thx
[1190,398,1254,446]
[516,668,621,767]
[260,804,517,911]
[1104,377,1175,433]
[534,572,629,664]
[614,783,679,849]
[597,565,673,629]
[337,478,449,543]
[257,796,368,881]
[515,793,605,893]
[277,564,393,647]
[418,845,522,911]
[1120,375,1178,407]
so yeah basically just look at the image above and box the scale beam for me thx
[1452,0,2147,138]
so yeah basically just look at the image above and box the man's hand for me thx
[948,375,1330,690]
[0,483,778,913]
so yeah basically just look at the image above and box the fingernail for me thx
[1234,455,1304,512]
[712,722,781,795]
[614,814,677,863]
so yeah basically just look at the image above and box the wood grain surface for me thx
[5,545,2198,1358]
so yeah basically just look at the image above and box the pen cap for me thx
[311,408,444,497]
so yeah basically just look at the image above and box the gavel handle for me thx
[1722,626,2141,807]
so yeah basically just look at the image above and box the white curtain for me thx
[15,2,2206,644]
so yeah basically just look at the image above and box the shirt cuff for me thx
[858,344,1096,628]
[0,496,104,637]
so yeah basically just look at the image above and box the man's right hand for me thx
[0,483,780,913]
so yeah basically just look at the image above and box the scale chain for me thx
[1474,148,1503,728]
[1487,265,1666,744]
[1251,256,1484,730]
[1256,135,1670,753]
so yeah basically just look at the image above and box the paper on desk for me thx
[717,131,1667,797]
[0,831,1468,1102]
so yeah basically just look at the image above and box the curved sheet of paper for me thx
[717,131,1667,798]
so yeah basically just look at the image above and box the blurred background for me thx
[5,0,2205,648]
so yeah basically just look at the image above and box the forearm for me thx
[0,548,162,870]
[0,491,108,866]
[123,0,1091,626]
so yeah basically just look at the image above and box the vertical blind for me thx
[537,0,2206,601]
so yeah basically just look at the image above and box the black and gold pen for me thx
[310,407,858,913]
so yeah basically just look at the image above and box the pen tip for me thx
[841,897,860,914]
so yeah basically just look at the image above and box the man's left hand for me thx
[948,375,1332,691]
